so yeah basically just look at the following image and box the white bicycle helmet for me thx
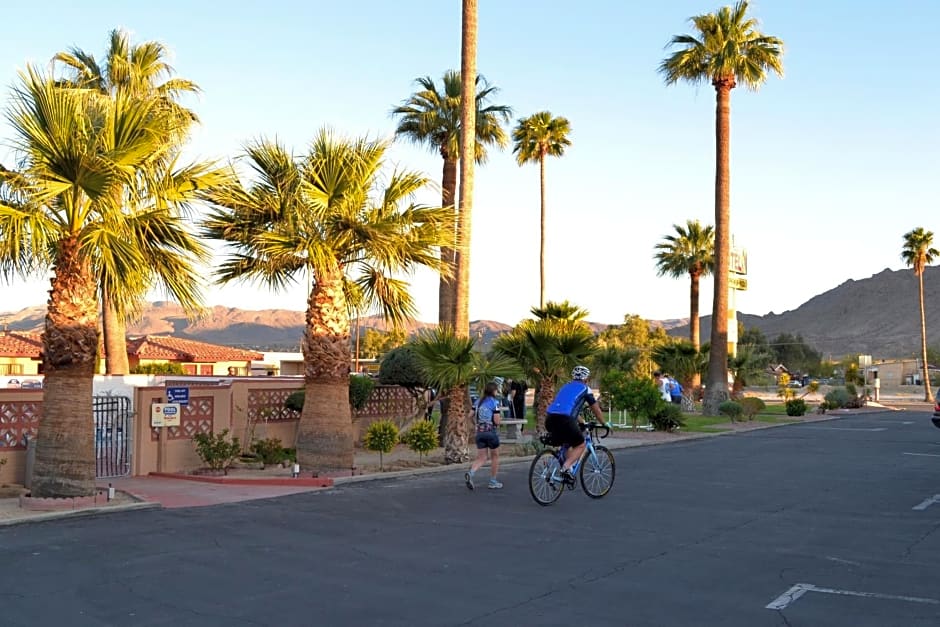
[571,365,591,380]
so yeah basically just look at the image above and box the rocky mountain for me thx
[666,266,940,359]
[1,266,937,358]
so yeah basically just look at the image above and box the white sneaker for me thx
[487,479,503,489]
[464,472,474,490]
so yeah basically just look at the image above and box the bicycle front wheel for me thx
[529,450,564,506]
[580,445,615,498]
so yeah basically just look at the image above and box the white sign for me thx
[151,403,182,427]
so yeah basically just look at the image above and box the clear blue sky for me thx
[2,1,938,326]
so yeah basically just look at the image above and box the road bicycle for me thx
[528,421,615,506]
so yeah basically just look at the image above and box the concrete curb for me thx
[0,501,161,527]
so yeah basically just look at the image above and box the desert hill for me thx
[2,266,937,358]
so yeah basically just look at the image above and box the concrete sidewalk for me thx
[1,404,920,526]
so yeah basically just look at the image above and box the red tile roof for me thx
[126,336,263,362]
[0,331,43,358]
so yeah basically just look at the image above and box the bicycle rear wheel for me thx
[529,450,564,506]
[580,445,615,498]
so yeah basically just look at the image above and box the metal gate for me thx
[94,395,131,478]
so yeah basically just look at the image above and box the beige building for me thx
[0,331,43,377]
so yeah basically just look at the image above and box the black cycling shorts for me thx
[545,413,584,447]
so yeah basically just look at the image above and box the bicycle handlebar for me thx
[581,421,610,439]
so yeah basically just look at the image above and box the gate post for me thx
[24,436,36,489]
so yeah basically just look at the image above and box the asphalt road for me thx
[2,411,939,627]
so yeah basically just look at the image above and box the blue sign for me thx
[166,387,189,405]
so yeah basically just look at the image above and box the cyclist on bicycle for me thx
[545,365,608,483]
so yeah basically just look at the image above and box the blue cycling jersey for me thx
[546,380,596,418]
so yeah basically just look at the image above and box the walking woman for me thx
[464,382,503,490]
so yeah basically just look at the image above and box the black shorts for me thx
[545,413,584,447]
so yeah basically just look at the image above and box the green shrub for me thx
[785,399,807,416]
[718,400,743,422]
[378,345,426,388]
[363,420,399,470]
[192,429,241,472]
[251,437,289,465]
[349,375,375,411]
[824,388,852,409]
[845,383,858,398]
[283,377,376,415]
[739,397,766,421]
[400,420,438,462]
[131,362,186,375]
[649,403,684,432]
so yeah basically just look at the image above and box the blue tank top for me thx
[547,381,595,418]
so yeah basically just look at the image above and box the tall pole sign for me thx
[728,240,747,357]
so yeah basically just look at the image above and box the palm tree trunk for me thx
[443,383,470,463]
[454,0,477,339]
[690,270,701,389]
[32,239,98,498]
[296,271,354,473]
[539,154,546,309]
[102,289,129,375]
[438,156,458,328]
[534,376,555,432]
[703,81,734,416]
[918,272,933,402]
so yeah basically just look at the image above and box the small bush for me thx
[649,403,685,432]
[824,388,852,410]
[739,397,766,421]
[284,390,304,412]
[718,400,743,422]
[349,375,375,411]
[845,383,858,398]
[251,437,289,465]
[192,429,241,472]
[785,399,807,416]
[131,362,186,375]
[363,420,399,470]
[400,420,438,462]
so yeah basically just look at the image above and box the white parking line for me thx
[767,583,940,610]
[912,495,940,511]
[903,452,940,458]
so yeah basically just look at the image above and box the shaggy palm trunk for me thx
[443,383,471,463]
[438,155,458,328]
[539,154,546,308]
[703,80,733,416]
[689,269,702,389]
[102,289,129,375]
[917,272,933,402]
[534,376,555,433]
[454,0,477,338]
[32,239,98,498]
[296,272,353,473]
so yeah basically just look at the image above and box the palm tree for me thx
[530,299,588,321]
[493,318,597,431]
[901,227,938,402]
[53,29,203,374]
[392,70,511,328]
[654,219,714,388]
[0,69,205,498]
[660,0,783,415]
[511,112,572,308]
[412,327,519,463]
[201,130,454,472]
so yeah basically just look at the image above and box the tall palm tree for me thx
[530,299,588,321]
[392,69,511,328]
[412,328,518,463]
[511,112,572,308]
[456,0,479,338]
[660,0,783,415]
[202,130,454,472]
[493,318,597,431]
[654,219,714,388]
[901,227,938,402]
[53,29,202,374]
[0,69,205,498]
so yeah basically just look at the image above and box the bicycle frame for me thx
[550,426,600,482]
